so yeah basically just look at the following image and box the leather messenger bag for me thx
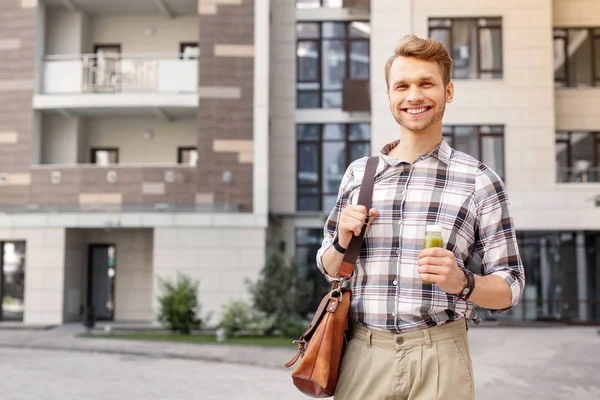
[285,156,379,398]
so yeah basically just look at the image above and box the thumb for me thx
[365,208,378,235]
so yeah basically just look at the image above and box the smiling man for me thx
[316,35,525,400]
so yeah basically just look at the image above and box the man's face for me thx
[386,56,454,133]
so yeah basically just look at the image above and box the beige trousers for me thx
[334,319,474,400]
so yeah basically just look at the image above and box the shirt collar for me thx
[379,137,453,166]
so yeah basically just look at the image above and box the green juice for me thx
[422,225,443,285]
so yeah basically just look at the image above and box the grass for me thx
[81,332,298,348]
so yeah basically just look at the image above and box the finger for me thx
[364,208,379,235]
[418,264,447,275]
[419,247,450,258]
[347,205,367,215]
[417,256,447,266]
[419,273,439,284]
[343,209,368,224]
[339,221,362,237]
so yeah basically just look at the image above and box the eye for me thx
[421,82,433,87]
[395,84,408,90]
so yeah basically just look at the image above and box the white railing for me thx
[43,54,198,94]
[557,166,600,183]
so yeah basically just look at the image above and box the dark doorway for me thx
[0,241,26,321]
[87,244,117,321]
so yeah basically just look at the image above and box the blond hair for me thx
[384,35,453,88]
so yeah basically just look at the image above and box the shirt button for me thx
[393,280,398,285]
[397,219,403,225]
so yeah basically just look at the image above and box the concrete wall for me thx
[45,9,86,55]
[63,228,86,322]
[87,117,197,164]
[41,115,80,164]
[91,14,199,54]
[553,0,600,27]
[153,227,266,327]
[86,229,154,322]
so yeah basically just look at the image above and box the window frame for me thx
[553,28,600,87]
[296,123,370,211]
[296,21,370,109]
[91,147,119,165]
[443,125,505,179]
[555,131,600,182]
[177,146,198,165]
[428,17,503,79]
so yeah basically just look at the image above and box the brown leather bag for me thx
[285,156,379,398]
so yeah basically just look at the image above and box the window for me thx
[178,147,199,166]
[556,131,600,182]
[295,228,329,311]
[91,148,119,166]
[429,18,503,79]
[297,21,370,109]
[443,125,504,178]
[296,0,342,8]
[554,28,600,87]
[180,42,199,60]
[297,123,370,211]
[0,241,26,321]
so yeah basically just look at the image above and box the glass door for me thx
[0,242,26,321]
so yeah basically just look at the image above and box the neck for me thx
[389,121,443,163]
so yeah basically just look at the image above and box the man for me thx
[316,34,525,400]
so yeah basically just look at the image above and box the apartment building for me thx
[271,0,600,323]
[0,0,269,325]
[0,0,598,327]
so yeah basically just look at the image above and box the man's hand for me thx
[417,248,467,295]
[337,205,379,248]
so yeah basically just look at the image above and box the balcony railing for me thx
[43,54,198,95]
[557,166,600,183]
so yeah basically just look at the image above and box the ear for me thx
[445,82,454,104]
[386,87,391,108]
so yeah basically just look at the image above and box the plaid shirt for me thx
[316,139,525,333]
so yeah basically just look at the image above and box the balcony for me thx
[35,54,198,116]
[557,166,600,183]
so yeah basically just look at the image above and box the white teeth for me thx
[407,107,427,115]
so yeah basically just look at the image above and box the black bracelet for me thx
[332,236,346,254]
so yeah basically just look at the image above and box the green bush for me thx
[157,272,204,334]
[246,248,313,330]
[280,315,308,339]
[219,299,277,336]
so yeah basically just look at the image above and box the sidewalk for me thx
[0,325,296,369]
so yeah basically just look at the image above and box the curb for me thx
[0,341,290,370]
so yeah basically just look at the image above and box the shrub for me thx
[219,299,277,336]
[157,272,204,334]
[246,248,313,329]
[280,315,308,339]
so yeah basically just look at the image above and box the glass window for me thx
[297,123,371,211]
[568,29,593,86]
[91,148,118,165]
[296,0,342,7]
[553,28,600,87]
[178,147,198,166]
[555,132,600,183]
[429,18,503,79]
[296,21,370,109]
[1,241,26,321]
[444,125,505,179]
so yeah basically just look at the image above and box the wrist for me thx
[455,268,475,301]
[332,236,347,254]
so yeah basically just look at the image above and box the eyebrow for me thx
[392,75,437,86]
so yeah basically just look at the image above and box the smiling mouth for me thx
[402,106,432,116]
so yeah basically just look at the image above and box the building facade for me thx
[272,0,600,324]
[0,0,598,326]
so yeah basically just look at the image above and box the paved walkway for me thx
[1,323,599,399]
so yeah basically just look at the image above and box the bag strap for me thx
[336,155,379,279]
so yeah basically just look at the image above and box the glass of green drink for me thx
[422,225,443,284]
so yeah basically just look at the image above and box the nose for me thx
[406,85,424,103]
